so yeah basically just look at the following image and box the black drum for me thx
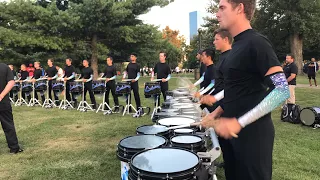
[115,82,131,96]
[165,90,174,100]
[144,82,161,98]
[173,128,195,136]
[136,125,171,139]
[12,82,20,92]
[52,80,64,92]
[35,80,47,91]
[69,82,83,94]
[117,135,167,180]
[129,147,200,180]
[21,82,32,92]
[92,81,105,94]
[170,134,205,153]
[300,107,320,126]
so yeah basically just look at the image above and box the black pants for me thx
[22,91,31,102]
[66,81,76,102]
[219,116,274,180]
[34,91,45,102]
[83,82,96,107]
[48,80,59,101]
[0,109,20,151]
[105,81,119,107]
[129,81,141,108]
[156,82,168,106]
[9,91,18,102]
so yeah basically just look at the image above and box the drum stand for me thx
[151,95,161,120]
[14,82,28,106]
[59,80,74,110]
[42,80,56,108]
[9,97,15,104]
[123,93,137,116]
[77,81,94,112]
[29,81,42,107]
[96,91,112,114]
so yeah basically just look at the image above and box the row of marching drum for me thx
[117,87,221,180]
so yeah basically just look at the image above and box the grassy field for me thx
[0,75,320,180]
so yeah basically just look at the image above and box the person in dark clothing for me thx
[151,51,171,105]
[0,63,23,154]
[20,64,31,102]
[46,59,59,104]
[197,50,207,89]
[122,53,143,117]
[283,54,298,105]
[200,1,290,180]
[80,60,97,109]
[103,57,119,111]
[8,65,18,101]
[63,58,77,107]
[32,62,45,103]
[307,58,318,87]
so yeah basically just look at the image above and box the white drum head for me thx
[158,117,195,126]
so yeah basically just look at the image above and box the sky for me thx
[139,0,212,44]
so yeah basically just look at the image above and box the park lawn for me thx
[0,76,319,180]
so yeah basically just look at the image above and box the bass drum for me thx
[300,107,320,126]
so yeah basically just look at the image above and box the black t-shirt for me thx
[222,29,281,118]
[81,67,93,81]
[212,50,230,95]
[0,63,14,111]
[46,66,58,78]
[307,62,316,75]
[12,70,17,77]
[33,69,42,79]
[126,62,140,79]
[200,62,207,88]
[154,62,171,79]
[20,70,29,80]
[283,63,298,85]
[64,65,76,81]
[103,65,117,78]
[203,64,216,95]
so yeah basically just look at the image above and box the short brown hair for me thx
[228,0,256,21]
[214,29,233,44]
[48,58,54,63]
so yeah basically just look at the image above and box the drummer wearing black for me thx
[46,59,59,104]
[20,64,31,102]
[151,51,171,105]
[32,62,45,102]
[63,58,77,106]
[103,57,119,111]
[8,65,17,101]
[80,60,97,109]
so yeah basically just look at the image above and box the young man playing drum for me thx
[32,62,45,103]
[63,58,77,107]
[20,64,31,102]
[80,60,97,109]
[200,0,290,179]
[151,51,171,105]
[103,56,119,112]
[46,59,59,105]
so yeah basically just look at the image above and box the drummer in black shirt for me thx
[201,0,290,179]
[103,57,119,111]
[20,64,31,102]
[80,60,97,109]
[122,53,143,117]
[32,62,45,102]
[46,59,59,104]
[8,65,17,101]
[63,58,77,106]
[198,50,207,89]
[151,51,171,105]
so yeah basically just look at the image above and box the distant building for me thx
[189,11,205,42]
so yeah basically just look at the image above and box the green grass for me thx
[0,75,320,180]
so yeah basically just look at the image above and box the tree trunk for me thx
[289,33,303,75]
[90,34,99,80]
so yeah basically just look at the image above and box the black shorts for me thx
[308,74,316,79]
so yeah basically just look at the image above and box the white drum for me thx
[158,117,195,127]
[172,103,194,109]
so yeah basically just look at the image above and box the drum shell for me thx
[144,82,161,97]
[92,81,106,94]
[115,82,131,95]
[11,83,20,92]
[169,134,205,153]
[136,125,171,139]
[52,81,64,92]
[300,107,320,126]
[35,80,47,91]
[21,82,32,92]
[69,82,83,93]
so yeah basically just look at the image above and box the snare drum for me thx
[35,80,47,91]
[52,80,64,92]
[174,128,195,135]
[117,135,167,180]
[115,82,131,95]
[158,117,196,127]
[21,82,32,92]
[300,107,320,126]
[12,82,20,93]
[129,147,200,180]
[69,82,83,94]
[144,82,161,98]
[92,81,105,94]
[136,125,170,139]
[170,134,205,153]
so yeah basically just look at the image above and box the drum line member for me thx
[80,60,97,109]
[151,51,171,105]
[200,29,232,111]
[103,56,119,112]
[308,57,318,87]
[122,53,143,117]
[63,58,77,107]
[0,63,23,154]
[8,65,18,101]
[32,62,45,103]
[198,50,206,89]
[20,64,31,102]
[46,59,59,104]
[200,0,290,180]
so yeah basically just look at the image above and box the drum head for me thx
[174,128,194,134]
[172,103,194,109]
[171,135,202,144]
[119,135,166,151]
[131,148,199,174]
[136,125,168,135]
[300,108,316,126]
[158,117,195,126]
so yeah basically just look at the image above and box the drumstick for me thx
[167,122,201,130]
[122,79,133,82]
[151,79,162,82]
[201,116,238,138]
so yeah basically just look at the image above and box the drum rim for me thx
[118,134,167,152]
[173,128,195,133]
[129,147,200,178]
[170,134,204,145]
[136,125,170,135]
[300,107,317,126]
[157,117,196,126]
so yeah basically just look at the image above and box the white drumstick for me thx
[167,122,201,130]
[98,77,106,81]
[151,79,162,82]
[122,79,133,82]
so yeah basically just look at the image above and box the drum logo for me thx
[116,85,131,92]
[22,84,32,89]
[36,83,46,88]
[70,84,82,91]
[52,83,64,88]
[144,85,160,92]
[92,83,105,89]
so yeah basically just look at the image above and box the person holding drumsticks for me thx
[63,58,77,107]
[31,62,45,103]
[200,0,290,180]
[80,60,97,110]
[103,56,119,112]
